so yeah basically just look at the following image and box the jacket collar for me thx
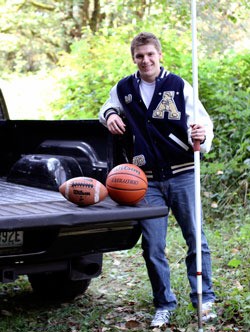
[134,66,169,81]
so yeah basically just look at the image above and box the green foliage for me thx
[52,26,137,119]
[198,51,250,218]
[0,1,69,72]
[0,0,249,73]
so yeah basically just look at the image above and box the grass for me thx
[0,210,249,332]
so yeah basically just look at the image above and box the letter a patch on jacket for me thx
[153,91,181,120]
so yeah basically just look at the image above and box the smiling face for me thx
[132,44,162,83]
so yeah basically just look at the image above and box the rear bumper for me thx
[0,253,103,283]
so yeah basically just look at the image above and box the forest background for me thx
[0,1,249,331]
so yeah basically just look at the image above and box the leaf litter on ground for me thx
[0,218,249,332]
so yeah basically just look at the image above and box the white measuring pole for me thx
[191,0,203,331]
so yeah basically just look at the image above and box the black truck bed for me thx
[0,95,168,295]
[0,178,168,230]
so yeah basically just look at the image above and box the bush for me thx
[198,52,250,219]
[52,26,136,119]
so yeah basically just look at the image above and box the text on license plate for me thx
[0,231,23,248]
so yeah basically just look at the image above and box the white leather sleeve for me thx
[184,79,214,153]
[99,84,124,126]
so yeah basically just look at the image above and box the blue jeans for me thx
[140,172,215,310]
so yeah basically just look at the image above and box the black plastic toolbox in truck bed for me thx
[0,89,168,299]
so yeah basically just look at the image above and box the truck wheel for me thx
[28,272,91,300]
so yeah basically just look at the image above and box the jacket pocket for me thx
[168,133,189,151]
[169,133,189,151]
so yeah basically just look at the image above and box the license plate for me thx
[0,231,23,248]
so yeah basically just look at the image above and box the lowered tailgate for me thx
[0,178,168,263]
[0,178,167,230]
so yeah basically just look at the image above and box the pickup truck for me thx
[0,89,167,300]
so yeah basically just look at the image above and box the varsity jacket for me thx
[99,67,213,180]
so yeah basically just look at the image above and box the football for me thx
[106,163,148,205]
[59,176,108,206]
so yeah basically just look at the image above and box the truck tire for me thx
[28,272,91,300]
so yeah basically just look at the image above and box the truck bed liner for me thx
[0,178,167,230]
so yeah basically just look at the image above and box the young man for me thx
[99,32,216,328]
